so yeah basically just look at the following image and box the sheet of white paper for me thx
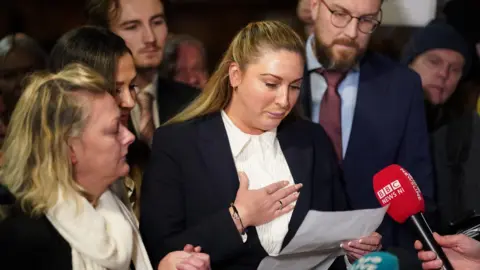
[257,206,388,270]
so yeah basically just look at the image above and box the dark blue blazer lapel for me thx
[343,53,388,163]
[197,112,239,202]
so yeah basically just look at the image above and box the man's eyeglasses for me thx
[320,0,382,34]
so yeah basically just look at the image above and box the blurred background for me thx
[0,0,460,73]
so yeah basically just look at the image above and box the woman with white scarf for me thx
[0,64,210,270]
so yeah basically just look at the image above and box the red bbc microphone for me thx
[373,164,453,270]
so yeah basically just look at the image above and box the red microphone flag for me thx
[373,164,425,223]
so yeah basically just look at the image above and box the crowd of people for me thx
[0,0,480,269]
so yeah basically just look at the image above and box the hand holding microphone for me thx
[415,233,480,270]
[373,165,454,270]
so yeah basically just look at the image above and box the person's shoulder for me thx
[280,116,329,140]
[362,52,422,96]
[153,113,218,148]
[363,51,420,79]
[156,114,206,135]
[157,77,200,99]
[0,209,72,269]
[0,210,59,251]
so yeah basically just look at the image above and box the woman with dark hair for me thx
[49,26,136,128]
[49,26,151,217]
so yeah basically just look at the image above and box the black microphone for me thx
[373,165,453,270]
[410,214,453,270]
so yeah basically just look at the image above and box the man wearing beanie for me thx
[403,19,470,110]
[403,19,480,238]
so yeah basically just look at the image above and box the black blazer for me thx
[156,78,199,124]
[0,208,72,269]
[139,112,349,269]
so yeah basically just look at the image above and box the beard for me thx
[314,36,364,72]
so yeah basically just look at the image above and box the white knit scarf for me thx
[46,189,153,270]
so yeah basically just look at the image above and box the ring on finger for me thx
[278,200,283,210]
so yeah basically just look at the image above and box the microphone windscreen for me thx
[373,164,425,223]
[351,251,400,270]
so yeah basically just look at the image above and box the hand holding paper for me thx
[342,232,383,262]
[257,206,388,270]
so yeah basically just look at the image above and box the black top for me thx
[0,207,139,270]
[0,207,72,270]
[155,78,199,124]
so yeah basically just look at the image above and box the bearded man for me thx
[300,0,436,267]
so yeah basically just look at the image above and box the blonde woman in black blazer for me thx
[140,21,382,270]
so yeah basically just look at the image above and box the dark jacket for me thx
[430,111,480,234]
[140,112,349,269]
[300,51,436,252]
[0,207,72,269]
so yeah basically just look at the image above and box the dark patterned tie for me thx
[318,69,346,162]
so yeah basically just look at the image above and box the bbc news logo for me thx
[377,180,402,199]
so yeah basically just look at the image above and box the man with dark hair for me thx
[85,0,119,28]
[85,0,199,141]
[402,19,470,111]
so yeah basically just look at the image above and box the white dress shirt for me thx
[131,75,161,138]
[221,111,295,256]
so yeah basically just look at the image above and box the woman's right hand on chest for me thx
[232,172,302,229]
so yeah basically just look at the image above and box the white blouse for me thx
[221,111,295,256]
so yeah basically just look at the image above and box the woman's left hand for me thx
[176,252,211,270]
[177,244,211,270]
[157,245,211,270]
[341,232,382,262]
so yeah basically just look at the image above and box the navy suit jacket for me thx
[140,112,349,269]
[301,51,436,253]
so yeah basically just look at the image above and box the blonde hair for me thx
[167,20,305,124]
[0,63,110,216]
